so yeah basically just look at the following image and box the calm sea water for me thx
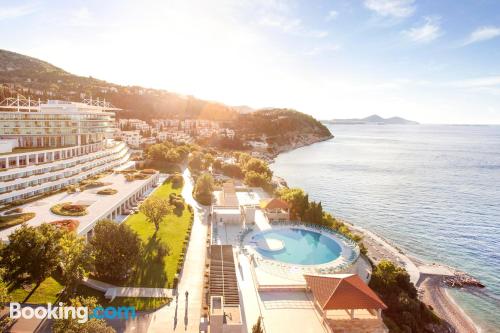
[271,124,500,332]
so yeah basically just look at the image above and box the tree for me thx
[370,260,441,332]
[252,317,264,333]
[1,224,65,288]
[140,197,173,233]
[60,233,93,295]
[147,144,167,160]
[203,153,214,169]
[304,201,323,225]
[167,173,184,188]
[221,163,243,178]
[276,187,309,220]
[52,296,115,333]
[244,158,272,177]
[188,152,204,171]
[194,173,214,205]
[89,220,142,283]
[212,159,222,170]
[0,276,12,331]
[244,170,270,188]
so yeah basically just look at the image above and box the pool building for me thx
[209,182,383,332]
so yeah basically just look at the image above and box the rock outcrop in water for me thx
[444,272,485,289]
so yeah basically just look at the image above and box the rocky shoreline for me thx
[265,133,334,162]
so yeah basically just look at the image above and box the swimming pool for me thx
[251,227,343,265]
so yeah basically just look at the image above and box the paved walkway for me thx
[82,268,173,301]
[147,168,209,333]
[105,287,172,300]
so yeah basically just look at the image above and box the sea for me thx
[270,124,500,332]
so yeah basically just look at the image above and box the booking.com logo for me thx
[10,302,137,323]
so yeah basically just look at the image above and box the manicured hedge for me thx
[50,202,88,216]
[97,188,118,195]
[0,212,36,231]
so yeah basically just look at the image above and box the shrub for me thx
[0,213,36,231]
[169,193,185,211]
[370,260,443,331]
[49,219,80,232]
[80,181,110,189]
[51,203,88,216]
[156,243,171,262]
[4,208,23,215]
[97,188,118,195]
[134,173,150,180]
[167,173,184,188]
[193,173,214,205]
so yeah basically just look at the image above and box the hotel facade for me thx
[0,98,131,205]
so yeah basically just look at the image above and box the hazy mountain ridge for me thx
[328,114,419,125]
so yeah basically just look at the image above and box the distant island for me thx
[326,114,419,125]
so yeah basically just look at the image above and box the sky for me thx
[1,0,500,124]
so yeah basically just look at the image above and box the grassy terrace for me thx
[7,178,190,310]
[0,212,36,231]
[9,277,64,304]
[124,179,192,289]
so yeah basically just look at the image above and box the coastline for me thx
[270,135,480,333]
[348,222,479,333]
[267,133,334,160]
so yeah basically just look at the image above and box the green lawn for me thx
[9,277,64,304]
[124,180,193,289]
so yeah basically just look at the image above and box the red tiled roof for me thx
[304,274,387,310]
[260,198,290,210]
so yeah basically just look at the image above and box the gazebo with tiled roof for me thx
[304,274,388,333]
[259,198,290,222]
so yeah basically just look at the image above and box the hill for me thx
[329,114,419,125]
[0,49,332,150]
[235,108,333,153]
[0,49,236,121]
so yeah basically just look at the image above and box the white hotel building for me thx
[0,98,160,240]
[0,97,158,211]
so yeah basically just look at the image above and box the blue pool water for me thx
[253,228,342,265]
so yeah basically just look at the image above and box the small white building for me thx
[248,140,268,150]
[120,130,142,148]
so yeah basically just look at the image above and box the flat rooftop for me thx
[213,187,270,207]
[0,172,155,241]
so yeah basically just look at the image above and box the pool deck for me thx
[235,250,328,333]
[212,220,372,333]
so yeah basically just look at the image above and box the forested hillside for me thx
[0,49,332,145]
